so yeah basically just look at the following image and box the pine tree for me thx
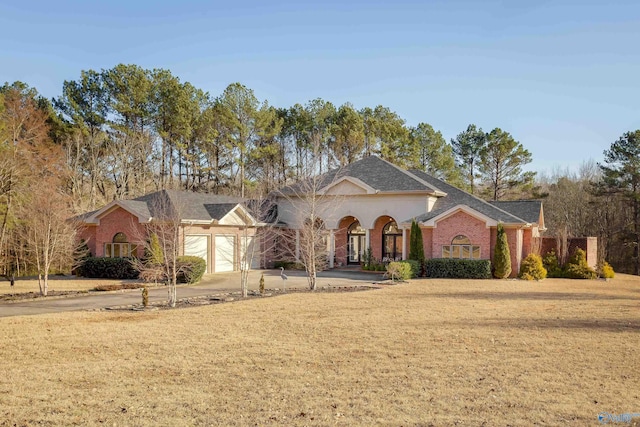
[493,223,511,278]
[408,219,425,264]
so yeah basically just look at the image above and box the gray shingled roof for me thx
[82,190,245,223]
[280,155,443,195]
[490,201,542,224]
[407,170,530,224]
[205,203,240,220]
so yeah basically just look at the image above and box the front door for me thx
[348,234,365,264]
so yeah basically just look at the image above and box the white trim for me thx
[218,204,258,226]
[319,176,378,195]
[84,201,151,225]
[420,205,500,228]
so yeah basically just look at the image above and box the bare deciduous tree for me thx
[20,186,80,296]
[275,145,344,290]
[131,193,185,307]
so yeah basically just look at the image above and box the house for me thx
[77,190,259,273]
[78,156,546,277]
[271,156,545,276]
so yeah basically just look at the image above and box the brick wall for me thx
[539,236,598,269]
[432,211,491,259]
[93,208,146,257]
[78,226,97,257]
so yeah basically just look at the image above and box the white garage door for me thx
[215,235,235,272]
[242,236,261,270]
[184,235,209,272]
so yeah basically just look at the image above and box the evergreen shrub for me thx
[598,261,615,279]
[564,248,597,279]
[493,223,511,278]
[176,256,207,284]
[80,257,139,279]
[401,259,421,278]
[518,254,547,281]
[425,258,492,279]
[386,261,412,281]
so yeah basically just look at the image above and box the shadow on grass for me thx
[421,291,640,301]
[442,317,640,332]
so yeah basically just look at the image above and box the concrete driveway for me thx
[0,269,385,318]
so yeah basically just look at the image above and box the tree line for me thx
[2,63,640,276]
[28,64,535,209]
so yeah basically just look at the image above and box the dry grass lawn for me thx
[1,275,639,426]
[0,276,138,295]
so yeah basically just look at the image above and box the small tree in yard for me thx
[237,195,276,298]
[408,219,424,272]
[132,192,185,308]
[20,186,81,296]
[276,143,344,291]
[493,223,511,278]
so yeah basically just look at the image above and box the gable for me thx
[321,177,374,195]
[218,205,257,226]
[422,205,498,228]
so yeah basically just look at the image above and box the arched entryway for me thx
[347,220,366,264]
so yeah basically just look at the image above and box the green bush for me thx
[493,223,511,278]
[518,254,547,281]
[176,256,207,284]
[425,258,492,279]
[386,261,412,281]
[362,259,386,271]
[542,250,564,278]
[564,248,597,279]
[401,259,421,278]
[273,260,305,270]
[80,257,139,279]
[598,261,615,279]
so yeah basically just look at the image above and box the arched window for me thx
[382,221,402,261]
[105,232,137,258]
[442,235,480,259]
[113,232,128,243]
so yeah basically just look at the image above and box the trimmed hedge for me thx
[176,256,207,284]
[425,258,492,279]
[79,257,139,279]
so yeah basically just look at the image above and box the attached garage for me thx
[184,235,209,272]
[215,235,236,272]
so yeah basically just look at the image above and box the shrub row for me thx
[79,256,207,284]
[424,258,492,279]
[79,257,139,279]
[542,249,600,280]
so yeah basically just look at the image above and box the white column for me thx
[329,230,335,269]
[365,229,370,251]
[402,227,407,260]
[295,229,300,262]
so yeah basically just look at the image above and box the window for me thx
[442,235,480,259]
[105,232,137,258]
[382,221,402,261]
